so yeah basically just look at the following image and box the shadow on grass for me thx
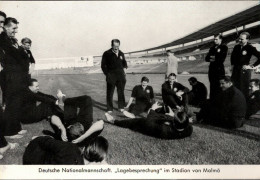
[92,99,107,111]
[193,123,260,141]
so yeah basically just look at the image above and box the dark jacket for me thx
[190,81,207,103]
[231,43,260,67]
[101,48,127,76]
[21,89,60,117]
[23,136,84,165]
[205,44,228,66]
[162,81,189,107]
[214,85,246,118]
[0,32,29,73]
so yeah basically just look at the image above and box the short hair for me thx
[29,78,38,86]
[214,33,223,40]
[250,79,260,88]
[4,17,19,26]
[83,136,109,163]
[168,73,176,78]
[67,122,84,141]
[0,11,7,19]
[141,76,149,82]
[219,76,232,83]
[188,77,197,83]
[240,32,250,40]
[21,37,32,44]
[111,39,120,46]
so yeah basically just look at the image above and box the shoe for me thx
[119,109,124,112]
[5,134,23,139]
[123,111,135,118]
[104,113,114,123]
[107,111,113,114]
[18,130,27,135]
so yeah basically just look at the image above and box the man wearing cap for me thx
[21,37,35,77]
[101,39,127,114]
[231,32,260,100]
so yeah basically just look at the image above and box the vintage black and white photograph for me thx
[0,1,259,167]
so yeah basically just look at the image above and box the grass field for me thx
[1,73,260,165]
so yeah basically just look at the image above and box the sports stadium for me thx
[0,2,260,165]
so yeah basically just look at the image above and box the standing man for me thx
[101,39,127,113]
[0,11,19,159]
[21,37,35,77]
[0,17,28,137]
[231,32,260,100]
[205,34,228,100]
[165,50,178,79]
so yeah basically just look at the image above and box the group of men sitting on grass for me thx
[1,73,259,164]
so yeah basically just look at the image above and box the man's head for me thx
[4,17,19,38]
[0,11,6,34]
[67,122,84,142]
[239,32,250,46]
[141,76,149,88]
[168,73,177,85]
[214,33,223,45]
[219,76,233,91]
[188,77,197,86]
[21,37,32,50]
[83,136,108,163]
[166,50,174,56]
[111,39,120,53]
[28,79,39,93]
[249,79,260,93]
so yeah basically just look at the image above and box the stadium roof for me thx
[128,4,260,54]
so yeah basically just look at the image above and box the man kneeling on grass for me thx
[104,102,193,139]
[196,76,246,129]
[23,135,108,165]
[21,78,104,144]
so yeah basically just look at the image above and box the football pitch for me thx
[1,73,260,165]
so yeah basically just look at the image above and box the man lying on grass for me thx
[23,135,108,165]
[104,102,193,139]
[22,78,104,145]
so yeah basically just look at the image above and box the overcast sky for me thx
[0,1,258,61]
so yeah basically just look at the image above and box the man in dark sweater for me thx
[22,79,104,144]
[105,102,193,139]
[205,34,228,100]
[231,32,260,100]
[162,73,189,111]
[0,17,29,136]
[21,37,35,77]
[188,77,207,107]
[197,76,246,129]
[246,79,260,119]
[101,39,127,113]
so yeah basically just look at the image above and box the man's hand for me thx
[36,101,41,106]
[165,106,174,117]
[151,102,162,110]
[242,65,252,70]
[209,56,215,62]
[61,129,68,142]
[0,64,3,72]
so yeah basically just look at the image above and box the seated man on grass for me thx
[104,102,193,139]
[23,135,108,165]
[246,79,260,119]
[187,77,207,107]
[21,78,104,144]
[162,73,189,112]
[123,76,154,118]
[197,76,246,129]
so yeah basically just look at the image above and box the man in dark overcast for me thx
[101,39,127,114]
